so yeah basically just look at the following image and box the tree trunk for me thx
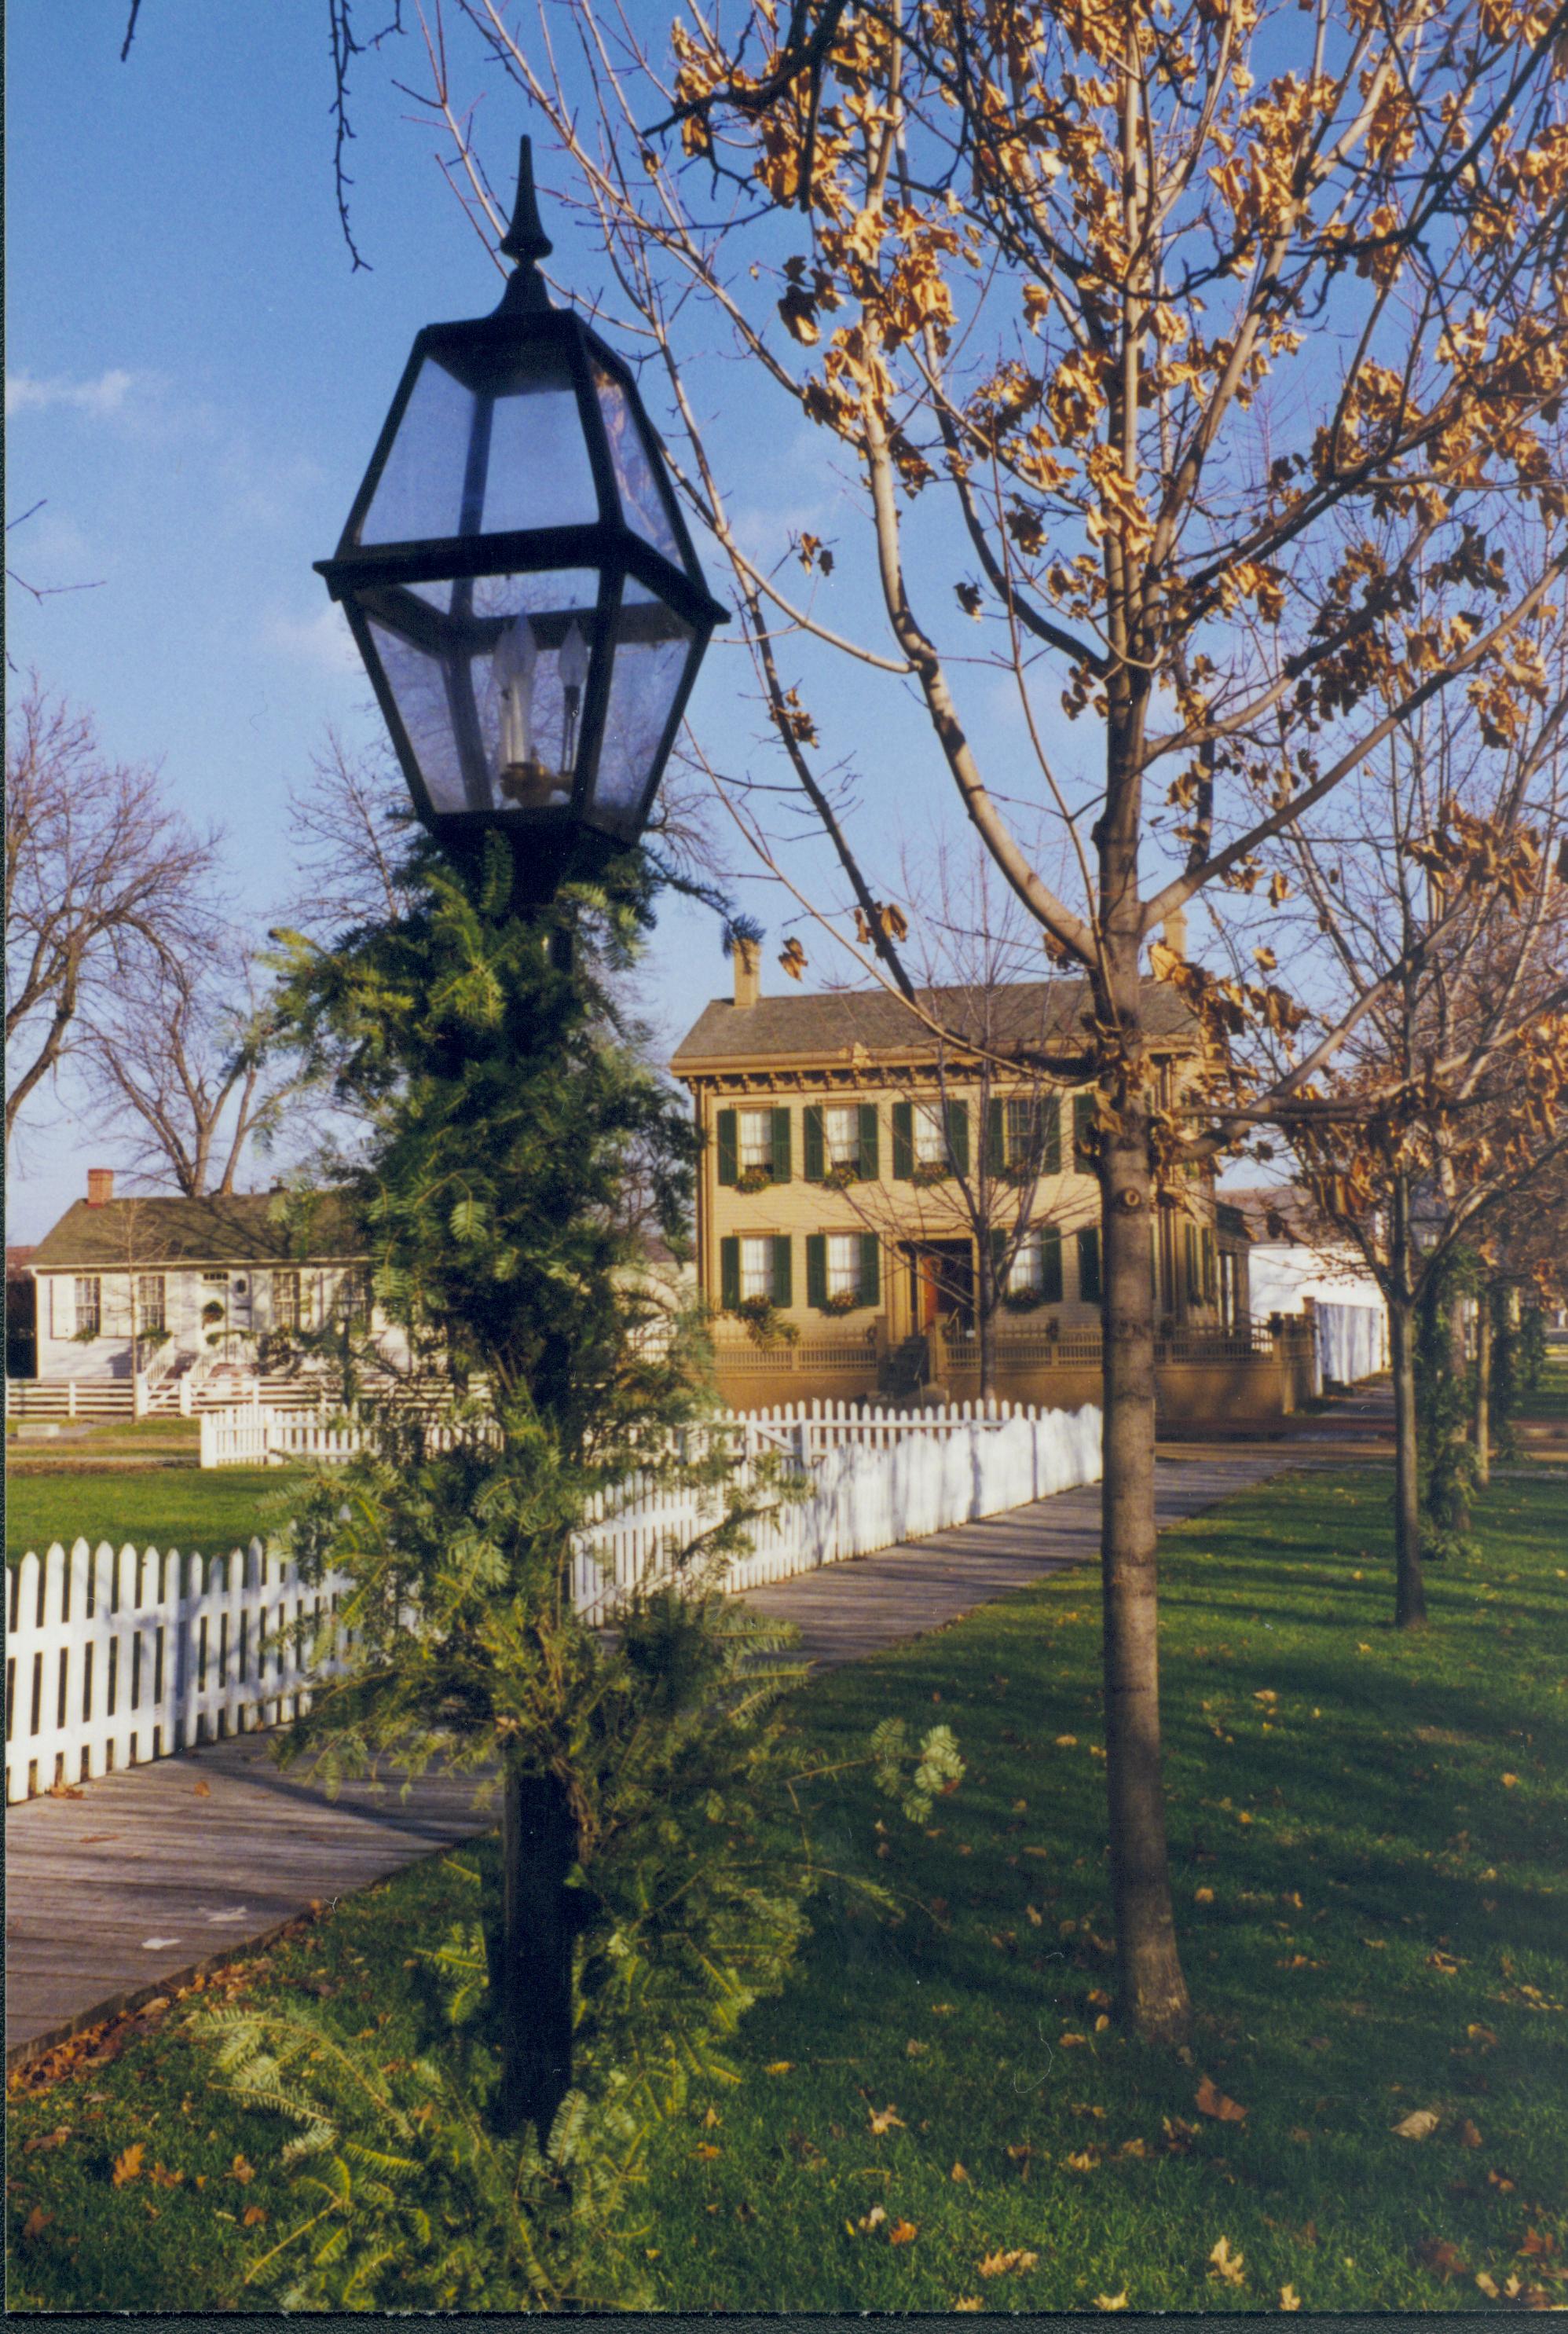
[494,1761,576,2140]
[1446,1285,1471,1535]
[1474,1295,1491,1489]
[977,1241,997,1401]
[1389,1294,1427,1629]
[1098,1088,1192,2045]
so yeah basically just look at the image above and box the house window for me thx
[825,1232,863,1299]
[273,1271,302,1328]
[1005,1098,1044,1167]
[738,1109,775,1173]
[738,1237,774,1301]
[913,1103,947,1167]
[136,1274,166,1333]
[1008,1233,1044,1294]
[335,1270,372,1326]
[824,1104,860,1167]
[74,1276,102,1339]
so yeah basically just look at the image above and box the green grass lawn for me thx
[5,1467,303,1564]
[8,1467,1567,2311]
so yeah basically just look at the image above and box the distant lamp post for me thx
[316,137,726,896]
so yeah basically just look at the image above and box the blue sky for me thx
[5,6,1116,1241]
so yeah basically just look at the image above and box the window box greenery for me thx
[820,1287,862,1315]
[822,1160,858,1190]
[735,1164,774,1195]
[910,1159,951,1187]
[1002,1287,1045,1313]
[731,1293,800,1346]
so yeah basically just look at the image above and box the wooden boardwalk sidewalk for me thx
[5,1442,1299,2067]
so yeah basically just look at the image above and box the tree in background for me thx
[5,677,218,1156]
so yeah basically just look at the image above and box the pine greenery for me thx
[208,837,961,2303]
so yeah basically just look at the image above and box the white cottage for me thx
[25,1169,397,1410]
[1225,1184,1390,1391]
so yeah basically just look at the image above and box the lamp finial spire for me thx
[497,137,554,311]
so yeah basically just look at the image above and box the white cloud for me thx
[5,368,141,420]
[262,601,361,676]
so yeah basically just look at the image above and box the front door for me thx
[907,1239,975,1335]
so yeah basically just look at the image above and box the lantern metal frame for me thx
[315,138,727,890]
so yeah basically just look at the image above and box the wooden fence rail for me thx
[9,1398,1102,1799]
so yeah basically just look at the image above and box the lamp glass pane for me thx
[359,350,597,550]
[591,365,682,560]
[366,567,602,819]
[589,575,694,837]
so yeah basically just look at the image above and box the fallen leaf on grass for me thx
[1457,2119,1483,2149]
[110,2143,145,2188]
[20,2208,52,2241]
[930,2002,954,2015]
[951,2161,969,2182]
[1467,2024,1498,2048]
[1055,1735,1079,1748]
[868,2105,905,2135]
[1209,2237,1247,2288]
[23,2127,71,2154]
[1120,2138,1149,2158]
[1501,1773,1519,1788]
[693,2144,722,2161]
[241,2205,267,2227]
[1279,2285,1302,2311]
[979,2248,1039,2277]
[1065,2149,1101,2171]
[1060,2032,1089,2048]
[848,2205,888,2235]
[1196,2076,1247,2123]
[1393,2109,1441,2141]
[1488,2171,1517,2193]
[1194,1886,1215,1904]
[1476,2273,1500,2299]
[764,2062,793,2076]
[954,2298,984,2312]
[231,2154,255,2183]
[906,2039,928,2057]
[148,2164,183,2189]
[1094,2291,1129,2310]
[1520,2230,1559,2259]
[888,2219,918,2245]
[1417,2237,1469,2280]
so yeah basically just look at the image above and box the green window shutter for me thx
[986,1098,1006,1173]
[1185,1225,1200,1303]
[858,1233,881,1309]
[1078,1226,1102,1306]
[892,1100,914,1180]
[1203,1229,1217,1303]
[720,1236,741,1310]
[771,1235,793,1307]
[986,1226,1008,1299]
[1042,1094,1062,1175]
[945,1097,970,1177]
[803,1104,826,1182]
[716,1108,738,1187]
[1041,1226,1064,1303]
[805,1233,828,1310]
[858,1102,880,1180]
[1073,1093,1096,1171]
[771,1107,792,1184]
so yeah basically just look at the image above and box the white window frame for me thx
[738,1108,774,1172]
[136,1273,167,1333]
[273,1270,302,1329]
[74,1275,102,1339]
[738,1236,773,1301]
[825,1232,861,1299]
[823,1103,859,1167]
[913,1102,946,1166]
[1006,1097,1044,1167]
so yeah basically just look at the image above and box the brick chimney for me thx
[733,936,761,1009]
[1161,905,1189,962]
[86,1167,115,1208]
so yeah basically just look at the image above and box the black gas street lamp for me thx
[317,139,726,899]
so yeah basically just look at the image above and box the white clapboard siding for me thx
[5,1538,354,1805]
[9,1400,1102,1798]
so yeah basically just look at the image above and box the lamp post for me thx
[313,145,727,2136]
[317,137,726,900]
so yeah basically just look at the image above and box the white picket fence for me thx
[5,1541,348,1805]
[8,1398,1101,1800]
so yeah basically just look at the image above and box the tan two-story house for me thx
[671,943,1272,1418]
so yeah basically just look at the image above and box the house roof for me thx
[1222,1185,1341,1250]
[30,1192,365,1273]
[6,1245,37,1281]
[671,978,1199,1075]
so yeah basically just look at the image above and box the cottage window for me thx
[273,1270,302,1329]
[74,1276,102,1339]
[335,1270,372,1326]
[738,1108,775,1173]
[738,1237,774,1301]
[136,1274,166,1333]
[823,1104,859,1166]
[912,1103,947,1167]
[1008,1233,1044,1294]
[1006,1098,1046,1167]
